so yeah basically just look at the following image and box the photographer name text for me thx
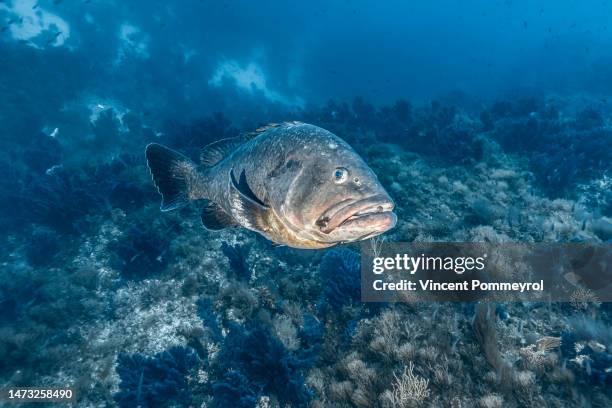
[372,279,544,292]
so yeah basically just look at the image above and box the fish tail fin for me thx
[145,143,198,211]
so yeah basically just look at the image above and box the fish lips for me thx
[316,194,396,235]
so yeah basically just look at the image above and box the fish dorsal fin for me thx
[245,121,303,139]
[228,168,270,231]
[200,136,245,167]
[201,199,238,230]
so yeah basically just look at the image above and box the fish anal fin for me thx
[201,200,237,230]
[200,136,245,167]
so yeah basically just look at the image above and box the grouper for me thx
[145,122,396,249]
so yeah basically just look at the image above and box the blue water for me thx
[0,1,610,407]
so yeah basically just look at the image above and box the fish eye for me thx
[333,167,349,184]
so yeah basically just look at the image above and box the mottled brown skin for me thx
[148,122,396,249]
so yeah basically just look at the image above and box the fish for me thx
[46,31,62,45]
[145,122,397,249]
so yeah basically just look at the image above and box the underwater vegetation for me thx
[108,218,173,280]
[220,242,251,281]
[115,346,199,407]
[318,247,361,312]
[2,1,612,406]
[0,93,610,408]
[560,317,612,386]
[487,99,612,197]
[212,322,314,406]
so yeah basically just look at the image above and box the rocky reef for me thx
[0,94,610,407]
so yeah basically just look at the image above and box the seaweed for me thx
[19,168,106,234]
[114,346,199,408]
[20,132,63,174]
[352,96,377,127]
[1,60,611,406]
[89,154,153,212]
[402,102,483,165]
[298,314,325,362]
[574,107,604,130]
[528,128,612,197]
[495,303,509,320]
[318,247,361,312]
[108,220,172,279]
[213,322,312,406]
[0,268,42,324]
[486,100,612,197]
[221,242,251,281]
[197,297,222,342]
[24,226,62,267]
[602,191,612,218]
[376,99,413,142]
[212,370,260,408]
[489,98,541,120]
[90,108,122,151]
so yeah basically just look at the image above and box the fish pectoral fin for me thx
[201,200,237,230]
[228,169,270,231]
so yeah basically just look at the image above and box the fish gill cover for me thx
[0,0,611,407]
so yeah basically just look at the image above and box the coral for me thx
[591,218,612,241]
[536,336,561,352]
[382,362,430,408]
[114,346,199,408]
[273,315,300,351]
[466,198,505,226]
[478,394,503,408]
[472,303,512,381]
[560,318,612,385]
[569,288,602,311]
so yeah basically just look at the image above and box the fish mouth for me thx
[316,194,396,234]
